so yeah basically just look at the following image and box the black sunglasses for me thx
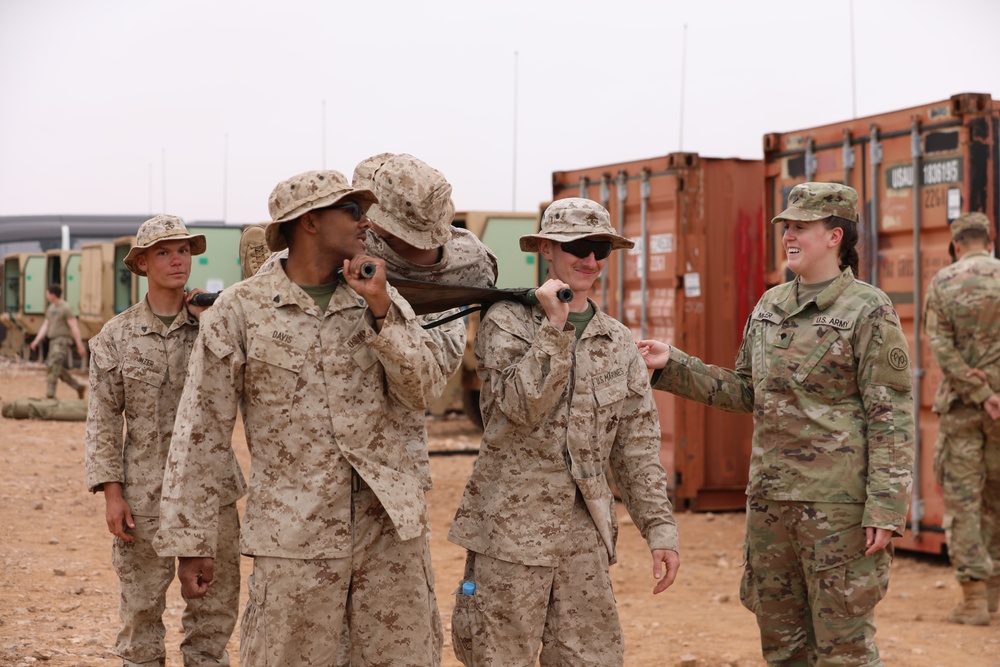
[560,238,613,260]
[324,201,365,222]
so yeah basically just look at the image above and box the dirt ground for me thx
[0,358,997,667]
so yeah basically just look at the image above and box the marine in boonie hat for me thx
[265,170,377,252]
[123,215,206,276]
[367,154,455,251]
[520,198,634,252]
[949,211,993,240]
[772,182,859,225]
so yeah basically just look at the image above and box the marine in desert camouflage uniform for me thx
[30,284,87,399]
[448,198,680,667]
[154,170,451,667]
[640,183,915,667]
[924,210,1000,625]
[86,216,245,667]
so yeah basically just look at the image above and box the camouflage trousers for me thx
[239,486,439,667]
[740,498,891,667]
[451,498,623,667]
[934,403,1000,582]
[112,504,240,667]
[44,336,82,398]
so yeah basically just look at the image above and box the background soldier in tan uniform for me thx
[448,198,680,667]
[85,216,244,667]
[640,183,914,667]
[155,170,450,667]
[924,211,1000,625]
[30,284,86,399]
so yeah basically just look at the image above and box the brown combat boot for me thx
[988,576,1000,614]
[947,580,990,625]
[240,224,270,280]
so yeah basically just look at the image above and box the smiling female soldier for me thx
[639,182,914,667]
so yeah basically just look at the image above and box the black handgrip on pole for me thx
[336,262,377,281]
[525,287,574,305]
[189,291,220,307]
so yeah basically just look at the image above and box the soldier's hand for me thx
[864,526,893,555]
[984,394,1000,421]
[185,288,209,320]
[965,368,988,384]
[535,279,571,330]
[103,482,135,543]
[343,256,390,319]
[178,557,214,599]
[651,548,679,595]
[637,339,672,369]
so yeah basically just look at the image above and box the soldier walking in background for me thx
[924,211,1000,626]
[155,170,450,667]
[640,183,915,667]
[29,284,86,399]
[85,216,244,667]
[448,198,680,666]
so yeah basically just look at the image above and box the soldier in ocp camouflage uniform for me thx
[640,183,915,667]
[448,198,680,667]
[30,283,87,399]
[86,216,244,667]
[924,211,1000,626]
[155,170,451,667]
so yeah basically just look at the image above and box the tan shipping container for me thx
[763,92,1000,554]
[552,153,765,510]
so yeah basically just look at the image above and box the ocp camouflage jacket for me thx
[924,250,1000,412]
[653,268,914,535]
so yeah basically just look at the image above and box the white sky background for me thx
[1,0,999,224]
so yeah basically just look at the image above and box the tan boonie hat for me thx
[771,182,859,225]
[950,211,993,239]
[265,170,377,252]
[520,198,634,252]
[367,154,455,250]
[352,152,395,192]
[123,215,206,276]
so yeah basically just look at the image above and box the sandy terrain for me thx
[0,357,997,666]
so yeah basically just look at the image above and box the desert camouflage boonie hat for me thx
[367,154,455,250]
[520,198,634,252]
[265,170,377,251]
[352,152,395,193]
[772,182,859,225]
[949,211,993,239]
[123,215,206,276]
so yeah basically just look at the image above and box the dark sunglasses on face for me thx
[325,201,365,222]
[560,238,613,260]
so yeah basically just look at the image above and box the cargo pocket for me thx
[451,584,482,667]
[813,527,889,619]
[240,570,266,667]
[738,540,761,614]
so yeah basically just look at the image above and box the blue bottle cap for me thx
[461,581,476,595]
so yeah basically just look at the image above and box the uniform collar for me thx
[266,259,367,318]
[771,266,855,317]
[134,296,197,336]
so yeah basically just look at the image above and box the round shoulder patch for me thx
[888,347,909,371]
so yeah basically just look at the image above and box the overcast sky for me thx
[2,0,998,224]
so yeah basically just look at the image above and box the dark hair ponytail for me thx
[824,216,859,276]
